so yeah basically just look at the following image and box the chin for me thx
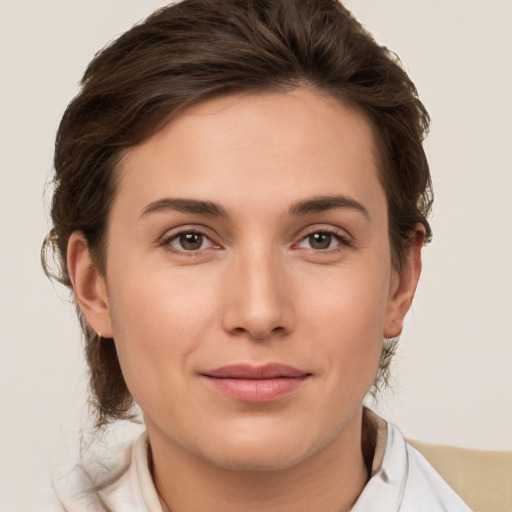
[196,425,332,473]
[207,446,310,472]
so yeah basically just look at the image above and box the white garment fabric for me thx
[51,413,472,512]
[352,417,472,511]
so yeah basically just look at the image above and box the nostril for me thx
[229,324,287,340]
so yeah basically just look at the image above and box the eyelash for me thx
[295,228,352,253]
[160,227,352,256]
[161,229,218,256]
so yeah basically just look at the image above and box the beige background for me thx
[1,0,511,509]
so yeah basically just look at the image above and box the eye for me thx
[166,231,215,252]
[296,231,347,251]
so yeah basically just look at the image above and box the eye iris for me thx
[179,233,203,250]
[309,232,332,250]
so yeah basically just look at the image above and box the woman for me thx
[43,0,472,510]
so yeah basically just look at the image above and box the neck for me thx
[148,409,369,512]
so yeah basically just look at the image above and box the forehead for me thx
[116,88,385,220]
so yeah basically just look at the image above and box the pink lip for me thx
[201,364,311,403]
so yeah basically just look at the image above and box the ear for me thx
[67,232,114,338]
[384,225,425,338]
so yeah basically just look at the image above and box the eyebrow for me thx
[140,198,229,219]
[288,195,370,219]
[139,194,369,220]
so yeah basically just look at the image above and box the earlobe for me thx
[67,232,114,338]
[384,226,425,338]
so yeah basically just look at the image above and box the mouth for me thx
[200,363,312,402]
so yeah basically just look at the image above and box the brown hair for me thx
[42,0,432,426]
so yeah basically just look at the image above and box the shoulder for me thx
[51,427,152,512]
[384,421,473,512]
[353,412,473,512]
[408,438,512,512]
[400,438,473,511]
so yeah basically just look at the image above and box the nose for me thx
[221,247,294,340]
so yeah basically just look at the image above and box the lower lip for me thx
[203,376,309,402]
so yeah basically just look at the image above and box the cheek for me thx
[303,259,391,332]
[298,263,390,383]
[106,266,220,404]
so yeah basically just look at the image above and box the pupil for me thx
[310,233,331,250]
[180,233,202,250]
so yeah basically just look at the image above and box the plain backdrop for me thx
[1,0,511,510]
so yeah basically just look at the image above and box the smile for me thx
[200,363,312,403]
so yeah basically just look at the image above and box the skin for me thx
[68,88,423,512]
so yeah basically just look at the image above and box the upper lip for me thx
[201,363,310,379]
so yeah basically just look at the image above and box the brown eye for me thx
[178,232,204,250]
[308,232,333,250]
[166,231,214,252]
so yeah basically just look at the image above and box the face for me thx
[70,88,420,472]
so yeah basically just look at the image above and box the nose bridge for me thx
[222,238,292,339]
